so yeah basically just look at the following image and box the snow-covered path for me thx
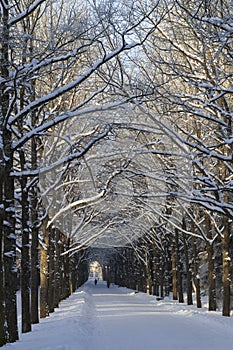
[4,280,233,350]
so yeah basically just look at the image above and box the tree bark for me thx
[20,150,32,333]
[205,212,216,311]
[0,179,5,346]
[222,215,231,316]
[40,218,50,318]
[145,249,152,295]
[63,239,71,299]
[182,219,193,305]
[159,256,164,298]
[192,236,202,308]
[30,45,39,325]
[30,186,39,324]
[175,228,184,303]
[54,229,62,308]
[48,228,55,313]
[4,153,19,342]
[1,0,19,343]
[171,235,178,300]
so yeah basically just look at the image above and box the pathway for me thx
[3,280,233,350]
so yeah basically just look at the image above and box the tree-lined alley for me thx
[0,0,233,345]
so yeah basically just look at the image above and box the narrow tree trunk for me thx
[205,213,216,311]
[152,248,160,296]
[20,149,32,333]
[171,235,178,300]
[207,242,217,311]
[54,229,62,308]
[63,240,71,299]
[30,188,39,324]
[164,245,171,297]
[40,219,49,318]
[30,66,39,324]
[175,228,184,303]
[145,249,152,294]
[21,177,31,333]
[159,256,164,298]
[182,219,193,305]
[222,215,231,317]
[48,228,55,313]
[192,236,202,308]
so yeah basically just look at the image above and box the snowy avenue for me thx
[4,280,233,350]
[1,0,233,347]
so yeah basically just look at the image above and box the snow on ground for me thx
[4,280,233,350]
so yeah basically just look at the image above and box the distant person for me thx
[94,279,97,285]
[107,281,110,288]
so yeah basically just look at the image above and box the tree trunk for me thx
[30,187,39,324]
[40,218,50,318]
[205,212,216,311]
[207,242,216,311]
[3,156,19,342]
[54,229,62,308]
[63,240,71,299]
[48,228,55,313]
[21,182,32,333]
[159,256,164,298]
[171,235,178,300]
[192,236,202,308]
[182,219,193,305]
[175,228,184,303]
[20,151,31,333]
[1,1,18,343]
[164,246,171,297]
[222,215,231,317]
[0,180,5,346]
[145,249,152,294]
[152,247,160,296]
[30,63,39,325]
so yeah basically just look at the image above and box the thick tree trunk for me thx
[1,1,18,343]
[4,158,18,342]
[0,181,5,346]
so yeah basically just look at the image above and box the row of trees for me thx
[89,0,233,317]
[0,0,233,345]
[0,0,162,345]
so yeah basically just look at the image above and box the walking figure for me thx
[94,279,97,285]
[107,281,110,288]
